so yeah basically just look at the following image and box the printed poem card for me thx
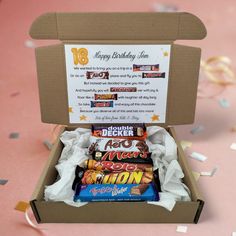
[64,45,171,123]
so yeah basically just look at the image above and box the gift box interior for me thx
[29,12,207,223]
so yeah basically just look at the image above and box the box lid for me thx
[30,12,206,126]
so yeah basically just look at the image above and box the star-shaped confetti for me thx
[80,115,87,121]
[68,107,73,113]
[163,51,169,57]
[151,114,159,121]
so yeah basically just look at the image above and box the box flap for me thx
[31,12,206,126]
[30,12,206,40]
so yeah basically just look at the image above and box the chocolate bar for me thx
[89,137,149,153]
[86,71,109,79]
[90,101,113,108]
[81,170,154,184]
[130,184,148,195]
[92,151,153,164]
[94,94,117,100]
[84,160,153,172]
[74,183,159,202]
[142,72,165,78]
[92,124,146,139]
[110,87,137,92]
[133,64,159,72]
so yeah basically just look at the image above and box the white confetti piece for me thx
[24,40,36,48]
[192,171,200,181]
[219,98,230,108]
[232,232,236,236]
[190,125,204,135]
[176,225,188,233]
[190,152,207,162]
[230,143,236,150]
[152,2,178,12]
[180,140,192,150]
[200,167,218,177]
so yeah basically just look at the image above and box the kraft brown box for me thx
[29,12,207,223]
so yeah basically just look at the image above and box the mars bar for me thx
[92,151,153,164]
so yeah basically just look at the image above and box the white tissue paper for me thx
[44,126,191,211]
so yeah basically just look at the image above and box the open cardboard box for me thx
[29,12,207,223]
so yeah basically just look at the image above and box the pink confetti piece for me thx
[10,91,20,97]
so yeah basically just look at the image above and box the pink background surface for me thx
[1,0,236,235]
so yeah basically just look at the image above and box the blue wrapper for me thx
[74,183,159,202]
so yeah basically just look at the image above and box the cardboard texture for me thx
[29,12,206,223]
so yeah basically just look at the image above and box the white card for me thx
[64,44,171,123]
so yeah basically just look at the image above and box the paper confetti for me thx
[231,126,236,132]
[15,201,30,212]
[176,225,188,233]
[200,167,218,177]
[25,208,47,230]
[190,125,205,135]
[192,171,200,181]
[180,140,192,150]
[0,179,8,185]
[152,2,178,12]
[219,98,230,108]
[9,132,19,139]
[230,143,236,150]
[24,40,36,48]
[43,140,53,150]
[10,91,20,97]
[190,152,208,162]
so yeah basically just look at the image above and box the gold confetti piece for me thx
[151,114,159,121]
[180,140,192,150]
[231,126,236,132]
[80,115,87,121]
[192,171,200,181]
[163,51,169,57]
[15,201,30,212]
[68,107,73,113]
